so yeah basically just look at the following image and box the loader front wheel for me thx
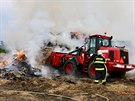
[63,60,78,76]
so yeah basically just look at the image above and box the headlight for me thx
[115,64,124,68]
[126,65,133,68]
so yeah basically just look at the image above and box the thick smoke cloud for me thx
[1,0,134,41]
[0,0,135,76]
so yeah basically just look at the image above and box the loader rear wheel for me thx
[109,72,126,78]
[63,60,78,76]
[88,62,107,79]
[88,62,96,79]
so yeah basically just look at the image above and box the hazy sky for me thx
[0,0,135,46]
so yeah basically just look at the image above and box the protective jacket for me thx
[93,55,107,84]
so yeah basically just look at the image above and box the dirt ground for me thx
[0,53,135,101]
[0,75,135,101]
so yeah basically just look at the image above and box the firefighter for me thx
[94,50,107,85]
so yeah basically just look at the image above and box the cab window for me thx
[89,38,96,54]
[102,39,109,46]
[98,38,109,47]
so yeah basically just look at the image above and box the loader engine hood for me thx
[99,46,129,64]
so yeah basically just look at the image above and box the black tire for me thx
[88,62,107,79]
[88,62,96,79]
[109,72,126,78]
[63,59,78,76]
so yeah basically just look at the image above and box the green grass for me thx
[0,47,7,53]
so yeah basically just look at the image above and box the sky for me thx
[0,0,135,46]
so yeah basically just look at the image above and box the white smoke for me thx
[41,66,60,78]
[0,0,135,77]
[2,0,135,40]
[53,32,84,52]
[41,66,51,78]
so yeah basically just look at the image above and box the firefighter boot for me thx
[102,80,106,85]
[94,80,99,84]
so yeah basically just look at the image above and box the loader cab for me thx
[88,34,112,54]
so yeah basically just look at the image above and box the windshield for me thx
[89,38,96,54]
[88,37,110,54]
[99,38,109,46]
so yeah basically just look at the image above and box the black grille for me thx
[120,50,129,64]
[109,51,114,61]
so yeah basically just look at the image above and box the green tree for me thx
[0,41,8,53]
[0,47,7,53]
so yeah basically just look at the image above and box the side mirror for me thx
[110,36,113,40]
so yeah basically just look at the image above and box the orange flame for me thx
[0,60,8,68]
[17,50,25,61]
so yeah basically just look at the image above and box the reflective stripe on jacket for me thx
[95,68,105,70]
[94,61,106,64]
[96,58,103,61]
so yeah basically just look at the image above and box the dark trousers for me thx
[95,70,106,81]
[95,64,106,82]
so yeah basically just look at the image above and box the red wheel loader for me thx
[46,34,135,78]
